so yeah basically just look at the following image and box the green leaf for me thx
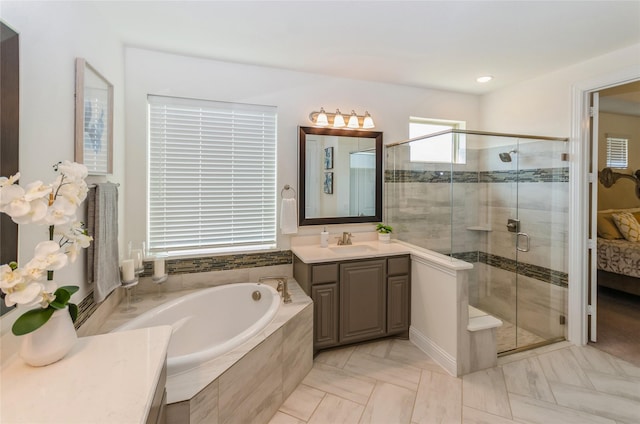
[12,308,55,336]
[58,286,79,296]
[52,288,71,305]
[68,303,78,323]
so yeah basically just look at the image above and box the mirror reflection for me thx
[298,127,382,226]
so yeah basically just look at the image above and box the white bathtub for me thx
[114,283,280,376]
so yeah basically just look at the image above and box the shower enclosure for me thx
[385,130,569,353]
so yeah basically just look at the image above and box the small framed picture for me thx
[324,147,333,170]
[323,172,333,194]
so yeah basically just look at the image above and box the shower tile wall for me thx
[385,139,569,347]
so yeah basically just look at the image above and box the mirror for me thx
[298,126,382,226]
[1,22,19,316]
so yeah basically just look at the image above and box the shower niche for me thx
[385,130,569,354]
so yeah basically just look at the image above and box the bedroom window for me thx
[605,135,628,169]
[147,95,277,255]
[409,117,466,164]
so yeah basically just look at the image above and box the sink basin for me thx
[328,245,376,255]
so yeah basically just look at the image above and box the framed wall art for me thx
[324,146,333,170]
[75,58,113,175]
[324,172,333,194]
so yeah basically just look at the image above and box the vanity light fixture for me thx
[333,109,346,128]
[308,108,375,129]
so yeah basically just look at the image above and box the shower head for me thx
[499,150,517,162]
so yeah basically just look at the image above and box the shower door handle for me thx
[516,232,530,252]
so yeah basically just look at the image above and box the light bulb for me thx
[316,107,329,126]
[362,111,375,129]
[333,109,345,128]
[347,110,359,128]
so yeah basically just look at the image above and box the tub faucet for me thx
[258,276,292,303]
[336,232,353,245]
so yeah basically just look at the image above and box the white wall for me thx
[480,43,640,137]
[0,2,126,302]
[124,47,481,250]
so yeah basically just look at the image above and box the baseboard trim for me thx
[409,326,457,376]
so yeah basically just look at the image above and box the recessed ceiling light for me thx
[476,75,493,83]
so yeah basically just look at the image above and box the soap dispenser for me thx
[320,227,329,248]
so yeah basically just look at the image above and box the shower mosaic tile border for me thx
[385,167,569,184]
[452,250,568,288]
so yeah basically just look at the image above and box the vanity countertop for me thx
[291,239,412,263]
[1,326,171,424]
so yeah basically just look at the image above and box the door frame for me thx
[568,65,640,345]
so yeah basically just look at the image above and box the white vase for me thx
[19,307,77,367]
[378,233,391,243]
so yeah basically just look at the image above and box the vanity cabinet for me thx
[293,254,410,352]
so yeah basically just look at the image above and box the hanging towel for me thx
[87,182,121,303]
[280,198,298,234]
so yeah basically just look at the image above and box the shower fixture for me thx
[499,150,517,162]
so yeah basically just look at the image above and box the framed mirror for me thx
[74,58,113,175]
[299,126,383,226]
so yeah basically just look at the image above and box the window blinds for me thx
[147,95,277,253]
[605,136,628,169]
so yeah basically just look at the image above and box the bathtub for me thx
[114,282,280,376]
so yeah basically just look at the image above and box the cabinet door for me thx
[387,275,410,334]
[312,283,339,348]
[340,260,386,343]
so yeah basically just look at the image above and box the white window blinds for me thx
[148,95,277,253]
[605,136,628,169]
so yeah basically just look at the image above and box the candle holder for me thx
[151,274,168,300]
[120,277,139,312]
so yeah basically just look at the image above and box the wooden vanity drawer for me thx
[311,263,338,283]
[387,255,410,276]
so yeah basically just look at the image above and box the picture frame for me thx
[75,58,113,175]
[324,146,333,170]
[323,172,333,194]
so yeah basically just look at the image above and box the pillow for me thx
[611,212,640,242]
[597,214,624,239]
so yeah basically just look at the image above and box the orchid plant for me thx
[0,161,92,336]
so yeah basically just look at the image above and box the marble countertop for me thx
[291,239,412,263]
[1,326,171,424]
[291,236,473,271]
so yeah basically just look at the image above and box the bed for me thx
[596,208,640,296]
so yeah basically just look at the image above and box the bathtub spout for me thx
[258,276,291,303]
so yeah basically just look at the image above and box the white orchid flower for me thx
[0,264,24,291]
[33,240,68,271]
[0,184,30,218]
[13,198,48,225]
[0,173,20,188]
[43,197,76,225]
[56,181,87,207]
[57,161,88,182]
[4,282,42,307]
[23,180,52,202]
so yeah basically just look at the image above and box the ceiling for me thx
[90,1,640,95]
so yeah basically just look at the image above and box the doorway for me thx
[588,80,640,366]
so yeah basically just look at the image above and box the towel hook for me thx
[281,184,297,199]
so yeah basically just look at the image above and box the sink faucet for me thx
[258,276,291,303]
[336,232,353,245]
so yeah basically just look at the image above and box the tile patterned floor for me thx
[496,320,547,354]
[269,339,640,424]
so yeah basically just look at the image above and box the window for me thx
[409,117,466,163]
[605,135,628,169]
[148,95,277,254]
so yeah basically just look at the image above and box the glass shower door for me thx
[478,136,569,353]
[510,138,568,352]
